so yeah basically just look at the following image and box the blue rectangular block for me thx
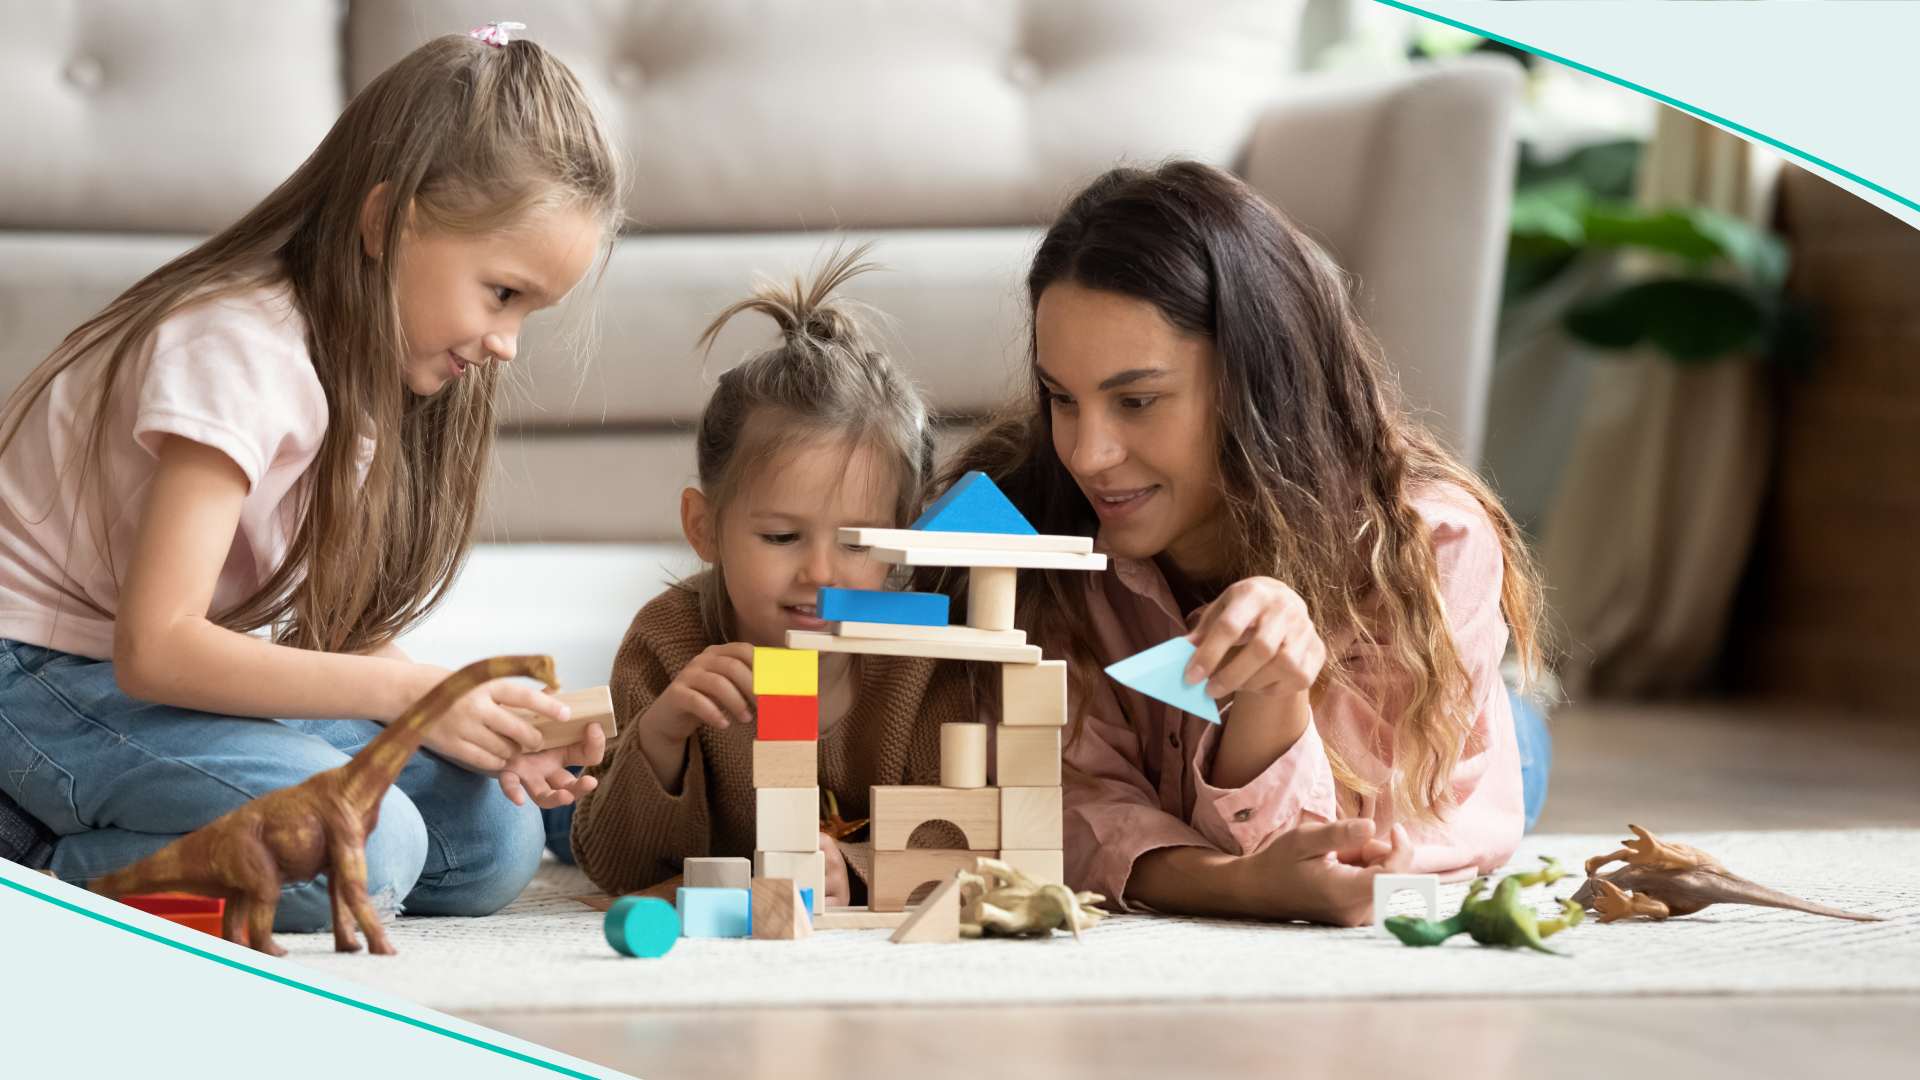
[818,587,949,627]
[800,888,815,922]
[676,887,751,938]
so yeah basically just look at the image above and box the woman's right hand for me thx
[636,642,757,790]
[1232,818,1415,925]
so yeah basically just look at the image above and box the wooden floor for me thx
[463,699,1920,1079]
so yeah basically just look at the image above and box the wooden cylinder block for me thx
[967,565,1017,630]
[940,723,988,789]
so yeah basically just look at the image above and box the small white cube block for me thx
[756,786,820,853]
[1373,873,1440,937]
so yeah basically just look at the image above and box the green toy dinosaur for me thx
[1385,857,1585,956]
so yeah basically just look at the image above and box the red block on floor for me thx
[756,694,818,740]
[120,894,224,939]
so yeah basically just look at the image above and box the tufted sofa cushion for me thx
[0,1,342,233]
[349,0,1303,230]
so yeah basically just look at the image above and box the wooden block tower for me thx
[784,471,1105,912]
[751,645,826,917]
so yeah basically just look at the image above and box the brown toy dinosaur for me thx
[1571,824,1881,924]
[89,655,558,957]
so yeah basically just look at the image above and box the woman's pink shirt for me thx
[0,286,328,659]
[1061,487,1524,910]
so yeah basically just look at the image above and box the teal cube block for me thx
[676,886,752,938]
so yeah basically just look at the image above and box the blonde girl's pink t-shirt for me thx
[0,285,329,660]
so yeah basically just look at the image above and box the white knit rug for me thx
[282,830,1920,1013]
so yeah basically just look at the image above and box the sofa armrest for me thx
[1240,56,1523,462]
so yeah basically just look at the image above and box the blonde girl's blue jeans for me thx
[0,639,543,930]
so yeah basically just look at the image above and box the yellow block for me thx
[753,647,819,696]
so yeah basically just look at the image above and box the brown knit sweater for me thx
[571,578,977,896]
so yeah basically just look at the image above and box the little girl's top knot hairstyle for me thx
[687,245,934,641]
[1,34,624,655]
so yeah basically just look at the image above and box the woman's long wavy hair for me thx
[940,161,1543,824]
[0,35,623,655]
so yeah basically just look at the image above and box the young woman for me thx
[943,161,1545,926]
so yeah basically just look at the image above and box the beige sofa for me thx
[0,0,1519,542]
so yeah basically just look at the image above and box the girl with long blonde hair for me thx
[0,31,622,926]
[941,161,1545,925]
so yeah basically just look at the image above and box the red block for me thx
[756,694,818,740]
[120,893,225,939]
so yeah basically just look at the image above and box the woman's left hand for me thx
[1184,576,1326,700]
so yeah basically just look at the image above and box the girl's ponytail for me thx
[686,245,933,642]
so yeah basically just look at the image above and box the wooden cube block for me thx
[755,849,827,915]
[1002,660,1066,727]
[967,565,1017,630]
[871,786,999,851]
[675,887,751,937]
[871,848,993,913]
[999,787,1063,849]
[939,722,987,788]
[507,685,619,750]
[751,878,813,940]
[753,647,818,696]
[755,786,820,853]
[997,849,1064,886]
[683,856,751,891]
[755,694,818,740]
[753,739,817,787]
[996,726,1061,787]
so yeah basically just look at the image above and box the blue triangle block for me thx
[1103,637,1220,723]
[910,471,1036,535]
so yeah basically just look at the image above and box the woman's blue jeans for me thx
[0,640,543,931]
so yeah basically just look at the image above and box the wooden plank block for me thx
[755,694,819,740]
[871,785,999,851]
[1003,660,1067,727]
[997,726,1061,787]
[840,527,1093,555]
[998,848,1064,886]
[871,848,993,912]
[940,723,987,789]
[968,566,1016,631]
[753,739,817,787]
[751,878,813,940]
[833,621,1027,646]
[753,647,818,695]
[755,786,820,853]
[817,587,949,626]
[1000,787,1063,850]
[754,850,826,915]
[870,546,1108,571]
[814,906,908,930]
[888,874,962,944]
[505,686,616,751]
[786,630,1041,664]
[683,856,751,891]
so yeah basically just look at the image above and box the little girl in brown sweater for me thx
[570,250,973,902]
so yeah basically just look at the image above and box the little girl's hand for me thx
[820,832,851,908]
[416,669,562,772]
[498,722,607,808]
[639,642,756,746]
[1184,576,1326,700]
